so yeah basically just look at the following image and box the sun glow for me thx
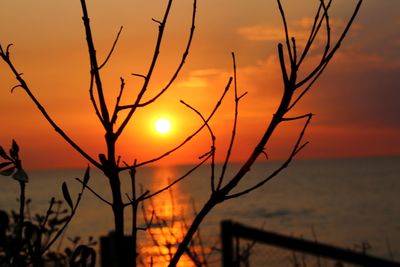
[154,118,172,134]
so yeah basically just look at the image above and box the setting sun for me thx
[154,118,172,134]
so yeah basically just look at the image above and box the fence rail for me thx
[221,220,400,267]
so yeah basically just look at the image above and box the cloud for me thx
[176,68,229,89]
[176,76,208,88]
[237,25,285,41]
[237,17,362,45]
[190,68,222,77]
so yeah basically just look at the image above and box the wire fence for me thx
[221,221,400,267]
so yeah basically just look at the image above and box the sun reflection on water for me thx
[138,166,201,267]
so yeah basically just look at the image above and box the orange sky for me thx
[1,0,399,169]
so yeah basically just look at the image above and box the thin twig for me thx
[277,0,294,65]
[218,52,241,190]
[111,77,126,124]
[141,202,165,261]
[40,197,56,231]
[75,178,112,206]
[98,26,123,70]
[295,0,362,89]
[282,113,314,121]
[278,44,289,84]
[88,72,106,127]
[119,0,197,110]
[41,175,89,254]
[80,0,110,125]
[115,0,175,138]
[180,100,216,192]
[225,114,312,199]
[0,50,102,169]
[297,2,323,66]
[142,154,211,200]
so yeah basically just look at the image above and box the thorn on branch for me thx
[238,92,248,101]
[137,190,150,202]
[291,37,297,65]
[198,147,214,160]
[131,73,147,79]
[11,85,23,93]
[282,113,314,121]
[152,18,162,25]
[6,43,14,57]
[261,149,269,160]
[294,141,310,156]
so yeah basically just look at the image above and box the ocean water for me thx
[1,157,399,265]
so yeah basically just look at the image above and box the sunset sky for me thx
[0,0,399,169]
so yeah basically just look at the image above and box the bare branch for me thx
[40,197,56,231]
[131,73,147,79]
[170,1,363,264]
[291,37,297,65]
[282,113,314,121]
[0,50,102,169]
[321,0,332,61]
[180,100,216,192]
[89,73,106,126]
[80,0,110,125]
[11,84,23,93]
[288,57,329,111]
[278,43,289,84]
[152,18,162,25]
[217,52,241,190]
[295,0,363,89]
[42,170,91,254]
[123,189,150,207]
[225,114,312,200]
[297,2,324,66]
[111,77,126,124]
[98,26,123,70]
[128,0,197,109]
[141,202,164,258]
[115,0,175,138]
[75,177,112,206]
[0,43,14,58]
[277,0,294,65]
[142,154,211,201]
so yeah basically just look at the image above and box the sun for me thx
[154,118,172,134]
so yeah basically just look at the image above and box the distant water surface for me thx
[1,157,399,264]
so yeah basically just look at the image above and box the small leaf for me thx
[12,168,29,183]
[83,166,90,185]
[98,154,107,166]
[62,182,74,210]
[0,146,8,159]
[0,166,15,176]
[10,140,19,159]
[0,161,12,170]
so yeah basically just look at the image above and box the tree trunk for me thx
[108,171,134,267]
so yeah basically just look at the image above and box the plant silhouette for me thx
[0,140,95,267]
[0,0,363,266]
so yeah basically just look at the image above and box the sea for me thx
[1,157,399,266]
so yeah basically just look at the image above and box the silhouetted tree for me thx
[0,0,363,266]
